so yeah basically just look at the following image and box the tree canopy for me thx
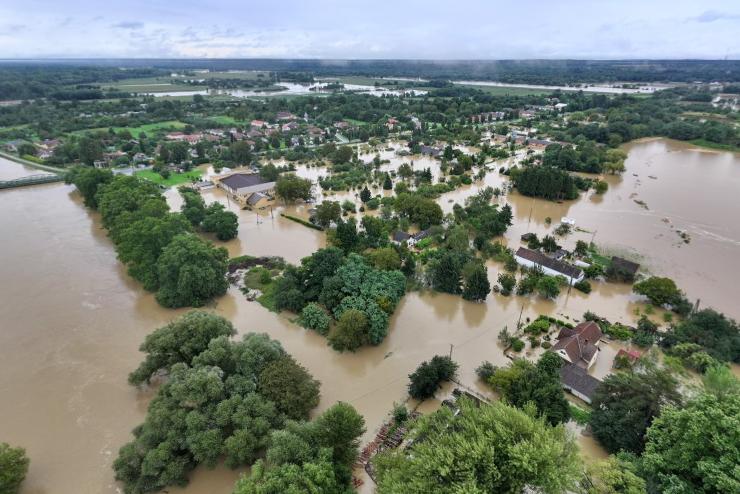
[373,399,582,493]
[0,442,29,494]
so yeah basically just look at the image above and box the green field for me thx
[69,120,187,138]
[209,115,241,126]
[458,84,552,96]
[689,139,740,153]
[134,169,203,187]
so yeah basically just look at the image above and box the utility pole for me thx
[449,344,454,359]
[516,305,525,331]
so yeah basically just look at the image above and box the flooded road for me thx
[0,138,738,493]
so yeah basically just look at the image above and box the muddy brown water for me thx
[1,137,738,493]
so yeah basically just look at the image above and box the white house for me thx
[514,247,584,285]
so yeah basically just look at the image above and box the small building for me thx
[391,230,411,244]
[560,363,601,404]
[551,248,569,261]
[281,121,299,133]
[420,145,441,158]
[409,229,431,247]
[614,348,642,367]
[246,191,270,210]
[514,247,584,285]
[334,121,351,130]
[609,257,640,281]
[552,321,603,369]
[276,111,297,121]
[250,120,267,128]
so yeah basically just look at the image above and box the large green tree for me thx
[373,399,581,493]
[0,443,29,494]
[128,311,236,385]
[202,202,239,241]
[641,391,740,493]
[155,234,229,308]
[65,166,113,208]
[590,364,681,454]
[257,355,320,421]
[661,309,740,363]
[275,175,312,203]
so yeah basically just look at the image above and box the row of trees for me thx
[66,168,229,307]
[179,187,239,241]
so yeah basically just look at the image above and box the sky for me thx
[0,0,738,59]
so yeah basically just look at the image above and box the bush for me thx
[574,280,592,293]
[511,338,525,352]
[476,361,497,380]
[0,442,29,494]
[300,303,331,335]
[408,356,458,400]
[329,309,368,352]
[605,323,634,341]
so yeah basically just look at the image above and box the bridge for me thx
[0,173,65,189]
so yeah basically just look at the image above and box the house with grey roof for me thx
[514,247,584,285]
[559,363,601,404]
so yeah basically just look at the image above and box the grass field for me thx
[458,84,552,96]
[69,120,187,138]
[134,169,203,186]
[209,115,241,126]
[689,139,740,152]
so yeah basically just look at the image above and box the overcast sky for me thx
[0,0,738,59]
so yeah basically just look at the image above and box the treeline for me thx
[0,65,164,100]
[66,168,229,308]
[15,59,736,83]
[510,165,586,200]
[115,311,366,493]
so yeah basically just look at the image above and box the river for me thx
[0,138,738,493]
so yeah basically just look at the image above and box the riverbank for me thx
[0,150,65,174]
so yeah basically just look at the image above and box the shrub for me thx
[300,303,331,335]
[408,356,458,400]
[475,361,497,380]
[574,280,592,293]
[511,338,525,352]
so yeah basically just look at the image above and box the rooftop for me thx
[220,173,271,190]
[515,247,583,279]
[560,363,601,401]
[552,321,603,366]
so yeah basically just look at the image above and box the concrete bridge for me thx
[0,173,64,189]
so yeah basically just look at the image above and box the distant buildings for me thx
[514,247,585,285]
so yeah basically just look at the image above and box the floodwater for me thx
[452,80,671,94]
[145,82,427,99]
[0,138,738,493]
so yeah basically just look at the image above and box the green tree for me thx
[359,186,371,203]
[328,309,368,352]
[202,202,239,241]
[590,364,681,454]
[275,175,312,203]
[642,392,739,493]
[583,457,646,494]
[259,163,279,182]
[462,261,490,302]
[497,272,516,296]
[633,277,682,307]
[179,188,207,226]
[314,201,341,228]
[116,213,192,291]
[382,173,393,190]
[367,247,401,271]
[230,140,252,164]
[408,356,457,400]
[537,276,562,299]
[65,166,113,208]
[258,355,320,421]
[299,303,331,335]
[155,234,229,308]
[128,311,235,385]
[0,443,29,494]
[77,136,103,165]
[373,399,581,494]
[661,308,740,363]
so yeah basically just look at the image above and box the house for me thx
[614,348,642,368]
[609,257,640,281]
[246,191,271,209]
[334,121,351,130]
[386,117,399,130]
[250,120,267,128]
[246,129,263,139]
[552,321,603,369]
[528,138,555,149]
[391,230,411,244]
[409,229,431,247]
[276,111,297,121]
[514,247,585,285]
[551,248,569,261]
[3,139,26,152]
[420,145,441,158]
[281,121,299,133]
[560,363,601,404]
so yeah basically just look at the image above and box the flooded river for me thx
[0,137,738,493]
